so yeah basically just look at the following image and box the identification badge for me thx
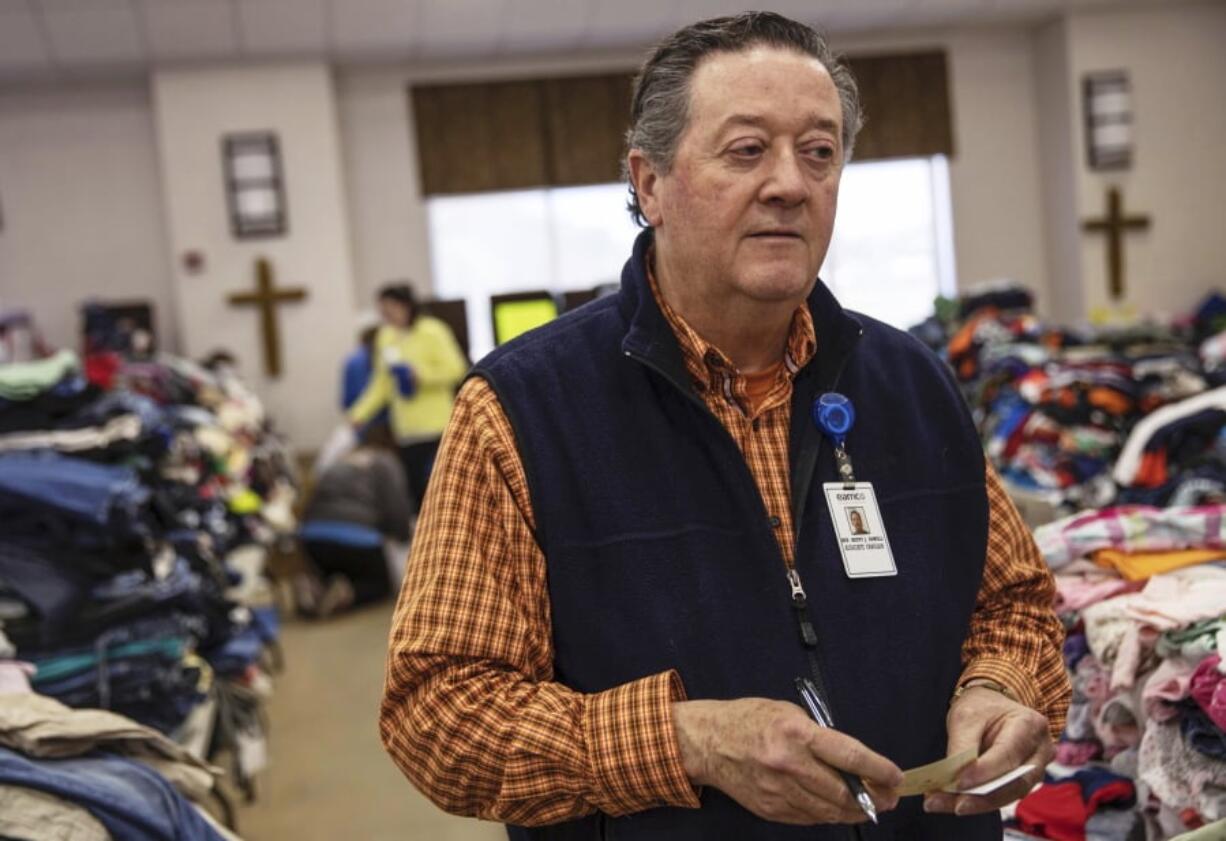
[823,482,898,578]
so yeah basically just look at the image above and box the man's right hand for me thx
[672,698,903,825]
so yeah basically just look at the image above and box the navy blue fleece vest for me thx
[477,231,997,841]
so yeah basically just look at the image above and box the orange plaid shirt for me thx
[380,280,1070,826]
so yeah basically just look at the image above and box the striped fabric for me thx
[1035,505,1226,570]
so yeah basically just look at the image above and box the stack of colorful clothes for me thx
[1006,504,1226,839]
[912,289,1226,514]
[1112,388,1226,507]
[0,335,295,814]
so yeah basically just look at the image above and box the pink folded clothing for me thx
[1144,657,1200,723]
[1123,567,1226,631]
[1190,654,1226,731]
[1036,504,1226,569]
[1083,567,1226,690]
[1054,573,1144,612]
[1055,739,1102,767]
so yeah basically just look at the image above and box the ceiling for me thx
[0,0,1178,82]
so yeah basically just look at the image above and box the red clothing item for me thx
[84,351,120,390]
[1134,448,1170,488]
[1016,782,1086,841]
[1015,773,1136,841]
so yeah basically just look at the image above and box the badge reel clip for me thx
[812,393,856,489]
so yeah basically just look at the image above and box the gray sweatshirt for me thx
[303,448,412,543]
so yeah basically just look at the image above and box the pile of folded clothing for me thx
[0,664,240,840]
[0,340,294,802]
[1006,504,1226,838]
[912,289,1226,514]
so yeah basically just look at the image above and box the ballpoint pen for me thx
[794,676,879,824]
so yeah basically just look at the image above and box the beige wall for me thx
[152,63,357,449]
[337,67,431,313]
[1067,1,1226,319]
[0,81,178,352]
[838,26,1053,312]
[1033,16,1085,322]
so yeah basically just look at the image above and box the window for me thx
[428,183,637,360]
[428,156,955,361]
[822,156,957,328]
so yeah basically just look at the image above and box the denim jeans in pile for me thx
[0,747,227,841]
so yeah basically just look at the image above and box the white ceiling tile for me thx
[36,0,129,11]
[1,0,1188,77]
[928,0,995,8]
[0,9,52,70]
[237,0,327,53]
[499,0,591,52]
[673,0,757,25]
[42,5,144,63]
[904,0,1018,29]
[141,0,239,59]
[330,0,418,54]
[417,0,505,57]
[812,0,917,33]
[584,0,681,50]
[753,0,861,28]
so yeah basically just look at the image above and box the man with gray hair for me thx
[381,12,1069,840]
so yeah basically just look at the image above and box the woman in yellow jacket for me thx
[347,283,468,512]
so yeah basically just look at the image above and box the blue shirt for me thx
[341,347,373,411]
[298,519,382,548]
[342,346,389,428]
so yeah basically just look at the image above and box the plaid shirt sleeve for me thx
[379,377,700,825]
[958,463,1072,741]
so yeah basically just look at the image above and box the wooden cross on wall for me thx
[1082,186,1151,301]
[227,257,307,377]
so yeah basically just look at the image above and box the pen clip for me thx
[795,676,834,726]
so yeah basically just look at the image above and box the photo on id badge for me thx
[823,482,898,578]
[846,507,870,535]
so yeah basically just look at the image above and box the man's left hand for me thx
[922,686,1053,816]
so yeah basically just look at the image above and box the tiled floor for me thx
[235,603,506,841]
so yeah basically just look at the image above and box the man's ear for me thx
[627,150,664,228]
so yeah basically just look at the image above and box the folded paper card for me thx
[945,764,1036,796]
[898,749,977,796]
[898,749,1035,798]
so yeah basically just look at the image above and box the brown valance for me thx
[411,79,550,194]
[411,72,632,196]
[845,50,954,161]
[410,50,951,196]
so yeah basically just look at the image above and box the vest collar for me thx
[618,228,863,391]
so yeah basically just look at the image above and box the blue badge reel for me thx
[812,392,855,449]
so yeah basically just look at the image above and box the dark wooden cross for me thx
[1082,186,1151,301]
[227,257,307,377]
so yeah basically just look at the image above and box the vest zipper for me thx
[787,568,819,648]
[624,339,862,700]
[785,326,862,706]
[791,334,868,841]
[627,341,867,839]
